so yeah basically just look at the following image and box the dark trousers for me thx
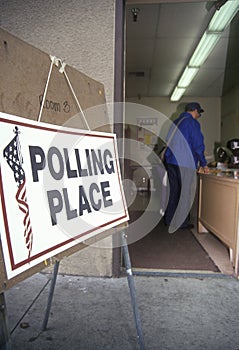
[164,163,197,231]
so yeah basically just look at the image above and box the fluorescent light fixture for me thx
[170,87,186,102]
[178,66,200,87]
[209,0,239,32]
[189,32,221,67]
[170,0,239,102]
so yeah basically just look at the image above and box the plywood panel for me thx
[0,28,110,131]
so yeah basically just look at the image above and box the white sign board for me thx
[0,112,129,279]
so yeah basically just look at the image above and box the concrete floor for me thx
[4,271,239,350]
[3,191,238,350]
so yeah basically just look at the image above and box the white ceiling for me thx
[125,0,237,99]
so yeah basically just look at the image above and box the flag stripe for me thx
[16,180,33,257]
[4,131,33,259]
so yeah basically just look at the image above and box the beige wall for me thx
[221,86,239,144]
[0,0,116,277]
[126,96,221,161]
[0,0,115,107]
[221,15,239,145]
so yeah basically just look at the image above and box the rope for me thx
[58,60,90,130]
[37,55,90,130]
[37,55,55,122]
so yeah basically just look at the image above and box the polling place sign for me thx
[0,112,129,279]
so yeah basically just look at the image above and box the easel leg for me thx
[0,292,11,350]
[42,260,60,331]
[121,231,146,350]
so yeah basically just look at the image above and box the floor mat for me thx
[128,218,219,272]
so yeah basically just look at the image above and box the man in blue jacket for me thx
[164,102,209,232]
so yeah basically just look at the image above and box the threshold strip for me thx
[131,268,234,279]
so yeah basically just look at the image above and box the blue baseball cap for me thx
[185,102,204,113]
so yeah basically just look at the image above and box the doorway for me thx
[123,0,235,275]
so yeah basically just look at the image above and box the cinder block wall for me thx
[0,0,116,277]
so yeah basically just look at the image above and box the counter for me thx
[198,171,239,275]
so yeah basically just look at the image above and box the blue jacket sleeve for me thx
[190,120,207,167]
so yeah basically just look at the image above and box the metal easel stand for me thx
[39,54,90,331]
[38,54,89,332]
[42,260,60,331]
[121,231,146,350]
[39,54,89,331]
[0,292,11,350]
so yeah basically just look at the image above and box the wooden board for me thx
[0,28,110,131]
[0,28,123,291]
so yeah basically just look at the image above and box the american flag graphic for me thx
[3,127,33,259]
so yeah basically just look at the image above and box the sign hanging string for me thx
[38,55,90,130]
[37,55,55,123]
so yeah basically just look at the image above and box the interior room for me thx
[124,0,239,276]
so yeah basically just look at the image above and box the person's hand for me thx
[203,166,210,174]
[198,166,210,174]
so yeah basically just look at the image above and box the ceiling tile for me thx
[125,2,238,99]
